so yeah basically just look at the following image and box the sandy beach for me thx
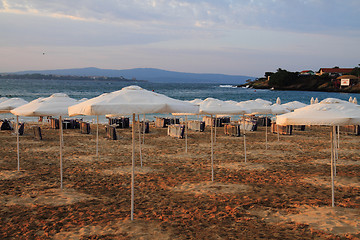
[0,121,359,239]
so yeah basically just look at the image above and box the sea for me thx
[1,78,360,123]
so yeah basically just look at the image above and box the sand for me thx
[0,123,359,239]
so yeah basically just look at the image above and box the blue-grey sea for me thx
[1,78,360,122]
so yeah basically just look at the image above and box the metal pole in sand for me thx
[96,115,99,158]
[276,115,280,141]
[265,114,268,150]
[211,114,214,182]
[60,116,63,189]
[138,115,142,167]
[143,114,146,144]
[330,127,335,207]
[185,115,188,153]
[131,113,135,221]
[242,115,247,163]
[16,116,20,171]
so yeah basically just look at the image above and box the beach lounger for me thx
[339,125,360,135]
[32,126,42,140]
[155,117,179,128]
[105,125,117,140]
[271,123,292,135]
[167,124,185,139]
[107,117,130,128]
[0,120,13,130]
[203,116,231,127]
[188,120,205,132]
[80,122,91,134]
[239,119,257,131]
[18,122,25,135]
[140,121,150,133]
[50,118,60,129]
[293,125,306,131]
[254,116,271,126]
[224,123,241,137]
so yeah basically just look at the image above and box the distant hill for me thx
[13,67,255,84]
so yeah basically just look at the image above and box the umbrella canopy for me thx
[310,97,315,104]
[199,98,250,115]
[277,98,360,126]
[282,101,308,111]
[353,97,357,104]
[11,93,78,117]
[236,100,271,115]
[69,86,199,116]
[254,98,272,105]
[0,98,28,113]
[186,98,203,105]
[276,97,281,105]
[269,104,290,115]
[0,97,9,103]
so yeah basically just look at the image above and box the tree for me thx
[268,68,298,87]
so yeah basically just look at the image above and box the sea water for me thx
[1,78,359,123]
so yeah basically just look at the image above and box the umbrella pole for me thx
[138,115,142,167]
[331,127,335,207]
[277,115,280,141]
[211,114,214,182]
[131,113,135,221]
[242,115,247,163]
[214,116,217,144]
[337,125,340,149]
[265,114,268,150]
[185,115,188,153]
[143,114,145,144]
[60,116,63,189]
[96,115,99,158]
[16,116,20,171]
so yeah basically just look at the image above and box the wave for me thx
[219,85,237,88]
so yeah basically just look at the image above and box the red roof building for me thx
[318,68,354,76]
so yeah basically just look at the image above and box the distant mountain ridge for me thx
[13,67,254,84]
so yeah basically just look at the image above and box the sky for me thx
[0,0,359,77]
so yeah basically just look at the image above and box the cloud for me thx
[1,0,359,76]
[1,0,359,34]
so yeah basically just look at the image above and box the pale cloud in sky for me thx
[0,0,359,77]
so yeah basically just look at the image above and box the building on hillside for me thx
[336,75,359,88]
[299,70,315,75]
[317,67,354,76]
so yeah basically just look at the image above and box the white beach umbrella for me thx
[11,93,79,187]
[68,85,199,221]
[277,98,360,207]
[186,98,203,105]
[276,97,281,105]
[310,97,315,104]
[314,98,319,104]
[255,98,272,105]
[0,97,8,103]
[0,98,28,113]
[282,101,308,111]
[353,97,357,104]
[349,97,353,102]
[199,98,250,181]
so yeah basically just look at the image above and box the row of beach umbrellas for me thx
[1,86,360,216]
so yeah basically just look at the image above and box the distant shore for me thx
[0,73,147,82]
